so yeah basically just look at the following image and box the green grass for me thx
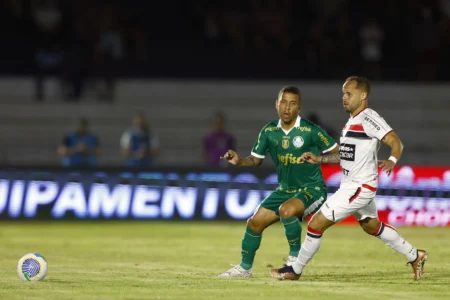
[0,221,449,300]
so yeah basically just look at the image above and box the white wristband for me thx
[388,156,397,164]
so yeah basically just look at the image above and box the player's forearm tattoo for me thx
[321,152,341,164]
[237,156,261,167]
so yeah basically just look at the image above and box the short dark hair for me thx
[278,86,301,103]
[345,76,371,96]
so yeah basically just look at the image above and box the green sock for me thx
[281,217,302,257]
[239,226,262,270]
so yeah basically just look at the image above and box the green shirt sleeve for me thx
[250,127,269,158]
[313,126,337,153]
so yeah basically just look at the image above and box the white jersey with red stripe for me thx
[339,108,393,185]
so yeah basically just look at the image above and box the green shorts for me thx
[260,186,327,219]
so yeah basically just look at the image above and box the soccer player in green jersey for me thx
[218,86,339,278]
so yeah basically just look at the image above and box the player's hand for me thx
[220,149,240,165]
[378,160,395,176]
[300,152,321,164]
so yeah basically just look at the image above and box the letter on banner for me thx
[131,185,160,218]
[88,183,131,218]
[0,179,9,214]
[225,189,260,219]
[8,180,25,218]
[202,188,219,219]
[24,181,58,218]
[160,187,196,219]
[52,182,87,218]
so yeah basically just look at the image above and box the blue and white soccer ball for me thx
[17,253,48,282]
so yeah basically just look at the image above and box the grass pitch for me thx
[0,221,449,300]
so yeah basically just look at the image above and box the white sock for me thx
[292,227,323,274]
[373,222,417,262]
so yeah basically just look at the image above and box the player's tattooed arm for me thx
[320,152,341,164]
[318,145,340,164]
[300,147,340,164]
[221,150,263,167]
[236,155,263,167]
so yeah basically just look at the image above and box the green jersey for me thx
[251,116,337,190]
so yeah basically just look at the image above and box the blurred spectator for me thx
[32,0,66,101]
[359,18,384,79]
[250,0,291,57]
[1,0,450,81]
[331,13,357,77]
[306,112,338,142]
[203,111,236,167]
[57,118,101,167]
[120,112,160,167]
[438,0,450,79]
[221,0,249,56]
[412,6,440,80]
[94,4,123,101]
[61,1,96,101]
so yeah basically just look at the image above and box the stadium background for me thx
[0,0,448,227]
[0,1,449,299]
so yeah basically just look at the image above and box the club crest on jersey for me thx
[282,136,290,149]
[293,136,304,149]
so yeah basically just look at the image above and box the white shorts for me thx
[320,180,378,223]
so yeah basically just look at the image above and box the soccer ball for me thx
[17,253,48,282]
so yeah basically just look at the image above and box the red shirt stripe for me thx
[348,124,364,131]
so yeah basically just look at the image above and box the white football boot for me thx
[218,265,253,278]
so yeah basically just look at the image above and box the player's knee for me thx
[278,203,298,219]
[247,216,267,232]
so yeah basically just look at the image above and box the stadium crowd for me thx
[1,0,449,100]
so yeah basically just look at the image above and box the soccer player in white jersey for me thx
[270,76,428,281]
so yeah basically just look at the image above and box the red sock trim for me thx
[307,226,323,235]
[384,223,397,232]
[370,222,383,236]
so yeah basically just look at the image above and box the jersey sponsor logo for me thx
[295,126,311,132]
[318,132,330,147]
[363,116,381,131]
[293,136,304,148]
[264,127,280,132]
[282,136,290,149]
[339,143,355,161]
[277,153,305,165]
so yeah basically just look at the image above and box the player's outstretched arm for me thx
[220,150,263,167]
[378,131,403,176]
[320,152,341,164]
[301,146,340,164]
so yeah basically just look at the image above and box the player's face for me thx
[342,81,366,114]
[276,92,300,124]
